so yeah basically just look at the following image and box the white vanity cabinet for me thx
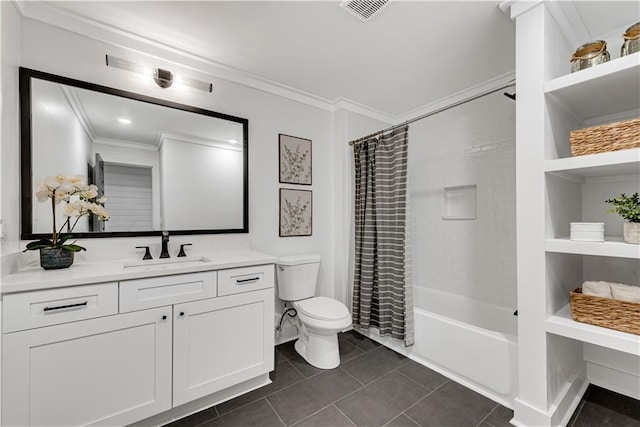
[1,261,275,427]
[2,287,172,427]
[173,265,274,406]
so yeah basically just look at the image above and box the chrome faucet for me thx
[160,231,170,258]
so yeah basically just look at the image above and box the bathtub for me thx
[357,287,518,407]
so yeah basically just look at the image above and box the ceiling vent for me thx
[340,0,391,22]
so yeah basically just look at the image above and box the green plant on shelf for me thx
[605,192,640,223]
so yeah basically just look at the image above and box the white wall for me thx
[31,79,93,234]
[0,2,22,265]
[3,16,337,302]
[408,91,517,310]
[159,138,243,230]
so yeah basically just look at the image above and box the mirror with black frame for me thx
[20,68,249,239]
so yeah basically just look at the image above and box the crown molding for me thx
[61,86,97,141]
[16,1,510,126]
[499,1,543,20]
[332,97,396,125]
[545,1,591,49]
[396,71,516,125]
[157,131,242,153]
[93,137,157,152]
[16,0,398,122]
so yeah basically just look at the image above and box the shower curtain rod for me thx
[348,80,516,146]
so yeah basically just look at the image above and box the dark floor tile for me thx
[405,381,496,427]
[276,340,299,361]
[397,360,449,391]
[275,347,288,364]
[293,405,355,427]
[483,405,513,427]
[385,414,420,427]
[216,360,303,415]
[340,345,408,385]
[163,405,218,427]
[568,388,590,427]
[339,340,365,363]
[336,371,429,426]
[289,355,325,378]
[339,330,381,352]
[572,386,640,427]
[202,399,283,427]
[267,369,362,425]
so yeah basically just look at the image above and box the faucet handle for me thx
[135,246,153,260]
[177,244,192,258]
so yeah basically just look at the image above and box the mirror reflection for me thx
[22,69,248,238]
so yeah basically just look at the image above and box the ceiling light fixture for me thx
[105,55,213,93]
[228,139,238,144]
[117,118,132,124]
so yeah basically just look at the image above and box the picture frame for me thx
[279,134,312,185]
[279,188,312,237]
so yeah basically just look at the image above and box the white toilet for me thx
[277,254,352,369]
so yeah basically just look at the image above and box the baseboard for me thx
[587,362,640,400]
[274,323,298,346]
[131,374,270,427]
[584,343,640,400]
[510,375,588,427]
[550,375,590,427]
[511,398,551,427]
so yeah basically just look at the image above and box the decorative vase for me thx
[623,222,640,244]
[39,247,74,270]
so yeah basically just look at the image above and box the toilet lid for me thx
[296,297,350,321]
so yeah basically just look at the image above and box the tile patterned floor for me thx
[165,331,640,427]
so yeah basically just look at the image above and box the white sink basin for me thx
[123,256,211,269]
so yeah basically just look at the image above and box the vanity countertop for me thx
[0,251,278,295]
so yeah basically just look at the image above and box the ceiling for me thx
[42,1,516,117]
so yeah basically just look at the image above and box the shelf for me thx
[547,305,640,356]
[544,53,640,122]
[546,238,640,259]
[545,149,640,179]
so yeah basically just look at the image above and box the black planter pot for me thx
[39,247,74,270]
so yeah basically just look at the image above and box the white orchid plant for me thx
[24,174,109,253]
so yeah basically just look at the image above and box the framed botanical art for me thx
[279,188,312,237]
[279,134,312,185]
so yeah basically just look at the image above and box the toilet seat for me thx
[295,297,350,322]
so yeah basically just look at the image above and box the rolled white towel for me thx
[582,281,613,298]
[610,282,640,303]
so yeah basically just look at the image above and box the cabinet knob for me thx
[179,311,185,317]
[162,315,167,320]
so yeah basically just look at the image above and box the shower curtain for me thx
[352,126,414,346]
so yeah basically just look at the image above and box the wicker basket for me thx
[569,288,640,335]
[569,117,640,156]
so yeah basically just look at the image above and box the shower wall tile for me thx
[408,91,516,311]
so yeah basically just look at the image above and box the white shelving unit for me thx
[546,305,640,356]
[544,53,640,121]
[508,2,640,426]
[545,238,640,259]
[545,148,640,179]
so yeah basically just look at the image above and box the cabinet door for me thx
[2,307,172,427]
[173,288,274,406]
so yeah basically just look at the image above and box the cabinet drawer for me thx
[120,272,216,313]
[217,265,274,296]
[2,283,118,333]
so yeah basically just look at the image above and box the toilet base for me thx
[294,331,340,369]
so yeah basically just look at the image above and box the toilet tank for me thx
[276,254,321,301]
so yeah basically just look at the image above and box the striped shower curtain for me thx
[352,126,414,346]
